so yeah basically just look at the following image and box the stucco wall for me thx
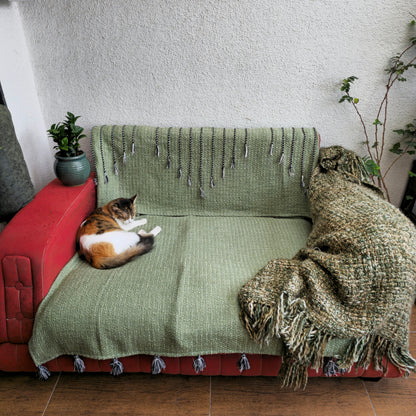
[11,0,416,204]
[0,1,53,191]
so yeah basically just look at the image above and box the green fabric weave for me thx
[92,126,319,216]
[29,216,352,365]
[29,126,331,367]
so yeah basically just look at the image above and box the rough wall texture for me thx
[15,0,416,204]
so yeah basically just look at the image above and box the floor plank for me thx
[44,373,210,416]
[0,372,59,416]
[364,332,416,416]
[211,376,375,416]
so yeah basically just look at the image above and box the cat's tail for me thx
[96,236,154,269]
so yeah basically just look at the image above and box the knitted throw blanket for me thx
[239,146,416,389]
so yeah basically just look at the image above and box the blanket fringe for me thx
[110,357,124,376]
[151,355,166,375]
[73,355,85,373]
[240,290,416,389]
[193,355,206,374]
[238,353,251,372]
[37,364,51,381]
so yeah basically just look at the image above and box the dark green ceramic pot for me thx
[54,152,91,186]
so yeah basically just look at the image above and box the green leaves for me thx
[339,76,359,104]
[362,156,381,177]
[47,112,85,157]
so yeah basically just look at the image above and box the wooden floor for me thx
[1,306,415,416]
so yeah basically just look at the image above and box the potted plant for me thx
[48,112,91,186]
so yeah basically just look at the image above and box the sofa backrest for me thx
[91,126,319,217]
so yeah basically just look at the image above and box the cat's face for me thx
[108,195,137,224]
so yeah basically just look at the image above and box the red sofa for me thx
[0,175,401,379]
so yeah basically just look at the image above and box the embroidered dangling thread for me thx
[279,127,285,164]
[131,125,136,154]
[110,357,124,376]
[178,127,183,178]
[210,127,215,188]
[199,127,205,198]
[221,128,226,179]
[323,358,346,377]
[73,355,85,373]
[151,355,166,375]
[37,364,51,381]
[288,127,295,177]
[231,128,236,169]
[244,128,248,158]
[166,127,172,168]
[111,125,118,175]
[238,353,250,372]
[193,355,207,374]
[99,126,109,183]
[269,128,274,156]
[300,128,307,189]
[122,125,127,163]
[155,127,160,157]
[90,126,98,186]
[188,128,193,187]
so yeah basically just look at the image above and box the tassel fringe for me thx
[193,355,207,374]
[110,358,124,376]
[37,364,51,381]
[151,355,166,375]
[238,353,251,372]
[73,355,85,373]
[239,290,416,389]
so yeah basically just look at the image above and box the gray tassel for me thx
[188,175,192,187]
[104,173,109,184]
[123,152,127,164]
[110,357,124,376]
[37,364,51,381]
[166,157,171,169]
[301,175,306,188]
[238,353,250,373]
[210,177,215,188]
[193,355,206,374]
[114,162,118,176]
[222,166,225,179]
[323,358,346,377]
[279,152,285,164]
[155,144,160,157]
[269,142,274,156]
[178,167,182,179]
[289,164,294,177]
[244,142,248,158]
[200,186,205,199]
[151,355,166,375]
[73,355,85,373]
[132,142,135,154]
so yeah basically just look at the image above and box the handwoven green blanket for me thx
[239,146,416,389]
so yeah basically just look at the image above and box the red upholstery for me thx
[0,174,403,379]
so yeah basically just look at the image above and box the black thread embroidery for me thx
[131,125,136,154]
[288,127,295,176]
[155,127,160,157]
[178,127,182,178]
[244,128,248,158]
[166,127,172,168]
[199,127,205,198]
[231,128,236,169]
[111,125,118,175]
[99,125,108,183]
[188,128,192,187]
[269,128,274,156]
[279,127,285,164]
[222,128,226,179]
[210,127,215,188]
[122,125,127,163]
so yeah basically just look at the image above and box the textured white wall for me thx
[15,0,416,204]
[0,1,53,191]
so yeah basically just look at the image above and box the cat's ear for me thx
[131,195,137,204]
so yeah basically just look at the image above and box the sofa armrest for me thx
[0,175,96,343]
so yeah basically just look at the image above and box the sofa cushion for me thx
[91,126,319,217]
[29,215,349,366]
[0,105,35,222]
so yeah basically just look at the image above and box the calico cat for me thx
[76,195,161,269]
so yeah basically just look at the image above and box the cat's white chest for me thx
[80,231,141,255]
